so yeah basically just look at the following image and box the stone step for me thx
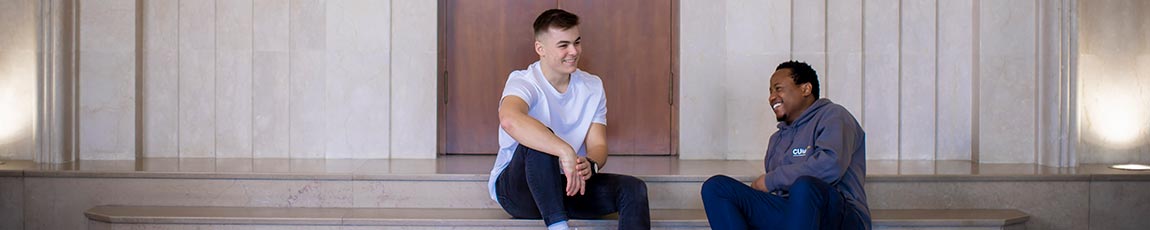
[7,157,1149,229]
[85,206,1030,230]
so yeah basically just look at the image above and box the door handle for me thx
[443,71,449,104]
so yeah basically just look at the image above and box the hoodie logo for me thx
[791,146,809,157]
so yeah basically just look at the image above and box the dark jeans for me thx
[700,175,867,230]
[495,144,651,230]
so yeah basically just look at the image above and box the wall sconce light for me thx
[1110,164,1150,171]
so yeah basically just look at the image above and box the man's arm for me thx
[751,174,768,192]
[499,96,585,196]
[577,123,607,180]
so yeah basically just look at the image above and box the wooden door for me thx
[442,0,676,155]
[442,0,554,154]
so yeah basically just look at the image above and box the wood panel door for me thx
[442,0,676,155]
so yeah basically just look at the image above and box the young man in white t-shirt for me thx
[488,9,651,230]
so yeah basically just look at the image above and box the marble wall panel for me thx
[324,0,389,159]
[677,0,727,160]
[723,0,789,160]
[936,0,975,160]
[978,0,1036,163]
[0,0,37,160]
[826,0,864,118]
[78,0,136,160]
[142,0,180,158]
[215,0,255,158]
[1077,0,1150,164]
[389,0,438,159]
[288,0,327,158]
[863,0,900,160]
[178,0,217,157]
[252,0,291,158]
[792,0,827,94]
[898,0,937,160]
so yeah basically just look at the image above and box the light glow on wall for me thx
[0,84,31,146]
[1084,79,1149,148]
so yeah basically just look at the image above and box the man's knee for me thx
[616,175,649,199]
[789,176,825,194]
[701,175,737,199]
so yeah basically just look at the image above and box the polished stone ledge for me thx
[85,206,710,228]
[873,209,1029,227]
[85,206,1026,228]
[3,156,1149,182]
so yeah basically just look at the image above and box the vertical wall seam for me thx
[971,0,981,164]
[861,0,866,128]
[934,0,940,160]
[897,0,902,160]
[135,0,145,160]
[387,0,394,159]
[250,0,255,158]
[176,0,181,158]
[213,0,219,158]
[73,0,81,161]
[824,0,829,99]
[1033,0,1040,164]
[287,0,292,159]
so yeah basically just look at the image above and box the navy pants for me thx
[495,144,651,230]
[701,175,865,230]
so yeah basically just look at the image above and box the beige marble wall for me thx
[936,0,976,160]
[723,0,790,160]
[678,0,727,160]
[679,0,1067,163]
[899,0,937,160]
[0,0,37,160]
[142,0,180,158]
[252,0,291,158]
[129,0,435,159]
[978,0,1038,163]
[79,0,137,160]
[389,0,438,159]
[1078,0,1150,164]
[216,0,255,158]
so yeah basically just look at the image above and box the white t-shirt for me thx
[488,61,608,201]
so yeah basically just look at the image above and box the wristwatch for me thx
[587,158,599,175]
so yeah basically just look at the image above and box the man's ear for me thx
[801,83,813,97]
[534,40,545,57]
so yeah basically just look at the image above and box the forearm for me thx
[585,143,607,169]
[500,113,575,158]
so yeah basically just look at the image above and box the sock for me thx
[547,220,570,230]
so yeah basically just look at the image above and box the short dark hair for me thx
[775,61,820,98]
[533,9,579,38]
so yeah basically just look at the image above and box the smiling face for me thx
[768,68,813,124]
[535,26,581,77]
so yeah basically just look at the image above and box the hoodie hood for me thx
[777,98,832,130]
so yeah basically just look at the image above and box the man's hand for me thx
[559,153,585,196]
[751,174,769,192]
[576,157,593,181]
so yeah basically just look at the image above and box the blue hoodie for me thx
[764,98,870,227]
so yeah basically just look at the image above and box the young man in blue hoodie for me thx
[701,61,871,230]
